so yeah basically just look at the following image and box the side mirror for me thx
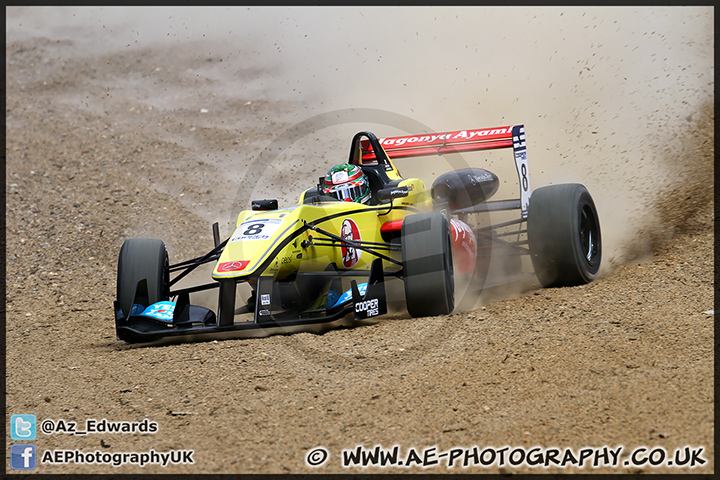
[376,187,409,203]
[251,199,279,211]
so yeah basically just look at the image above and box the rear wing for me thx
[361,125,531,217]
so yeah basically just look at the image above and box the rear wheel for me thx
[527,184,601,287]
[402,212,454,317]
[117,238,169,318]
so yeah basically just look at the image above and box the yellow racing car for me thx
[114,125,601,343]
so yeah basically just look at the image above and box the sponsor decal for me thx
[355,297,380,317]
[450,218,477,252]
[330,283,368,308]
[468,172,494,184]
[340,218,362,268]
[140,301,176,322]
[331,170,350,184]
[379,127,511,146]
[218,260,250,272]
[230,218,283,243]
[450,218,478,275]
[260,294,271,306]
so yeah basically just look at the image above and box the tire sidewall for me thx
[573,189,601,282]
[528,184,601,287]
[401,213,455,316]
[117,238,169,318]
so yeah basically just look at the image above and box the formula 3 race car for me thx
[114,124,601,343]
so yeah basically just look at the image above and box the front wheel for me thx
[527,183,601,287]
[401,212,454,317]
[117,238,169,318]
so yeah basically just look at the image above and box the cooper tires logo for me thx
[355,298,379,317]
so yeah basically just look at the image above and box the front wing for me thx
[114,259,388,344]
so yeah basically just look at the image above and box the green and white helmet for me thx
[322,163,371,204]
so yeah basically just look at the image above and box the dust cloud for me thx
[7,6,713,270]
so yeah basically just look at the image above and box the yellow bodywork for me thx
[212,177,432,281]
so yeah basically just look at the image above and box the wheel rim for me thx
[580,204,600,266]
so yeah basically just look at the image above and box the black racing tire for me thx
[117,238,169,318]
[401,212,454,317]
[527,183,601,287]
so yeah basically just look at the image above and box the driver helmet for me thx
[322,163,371,204]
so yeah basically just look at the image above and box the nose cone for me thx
[212,214,296,280]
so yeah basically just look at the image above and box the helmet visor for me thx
[325,182,367,202]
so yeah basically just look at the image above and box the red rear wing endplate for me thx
[361,125,531,217]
